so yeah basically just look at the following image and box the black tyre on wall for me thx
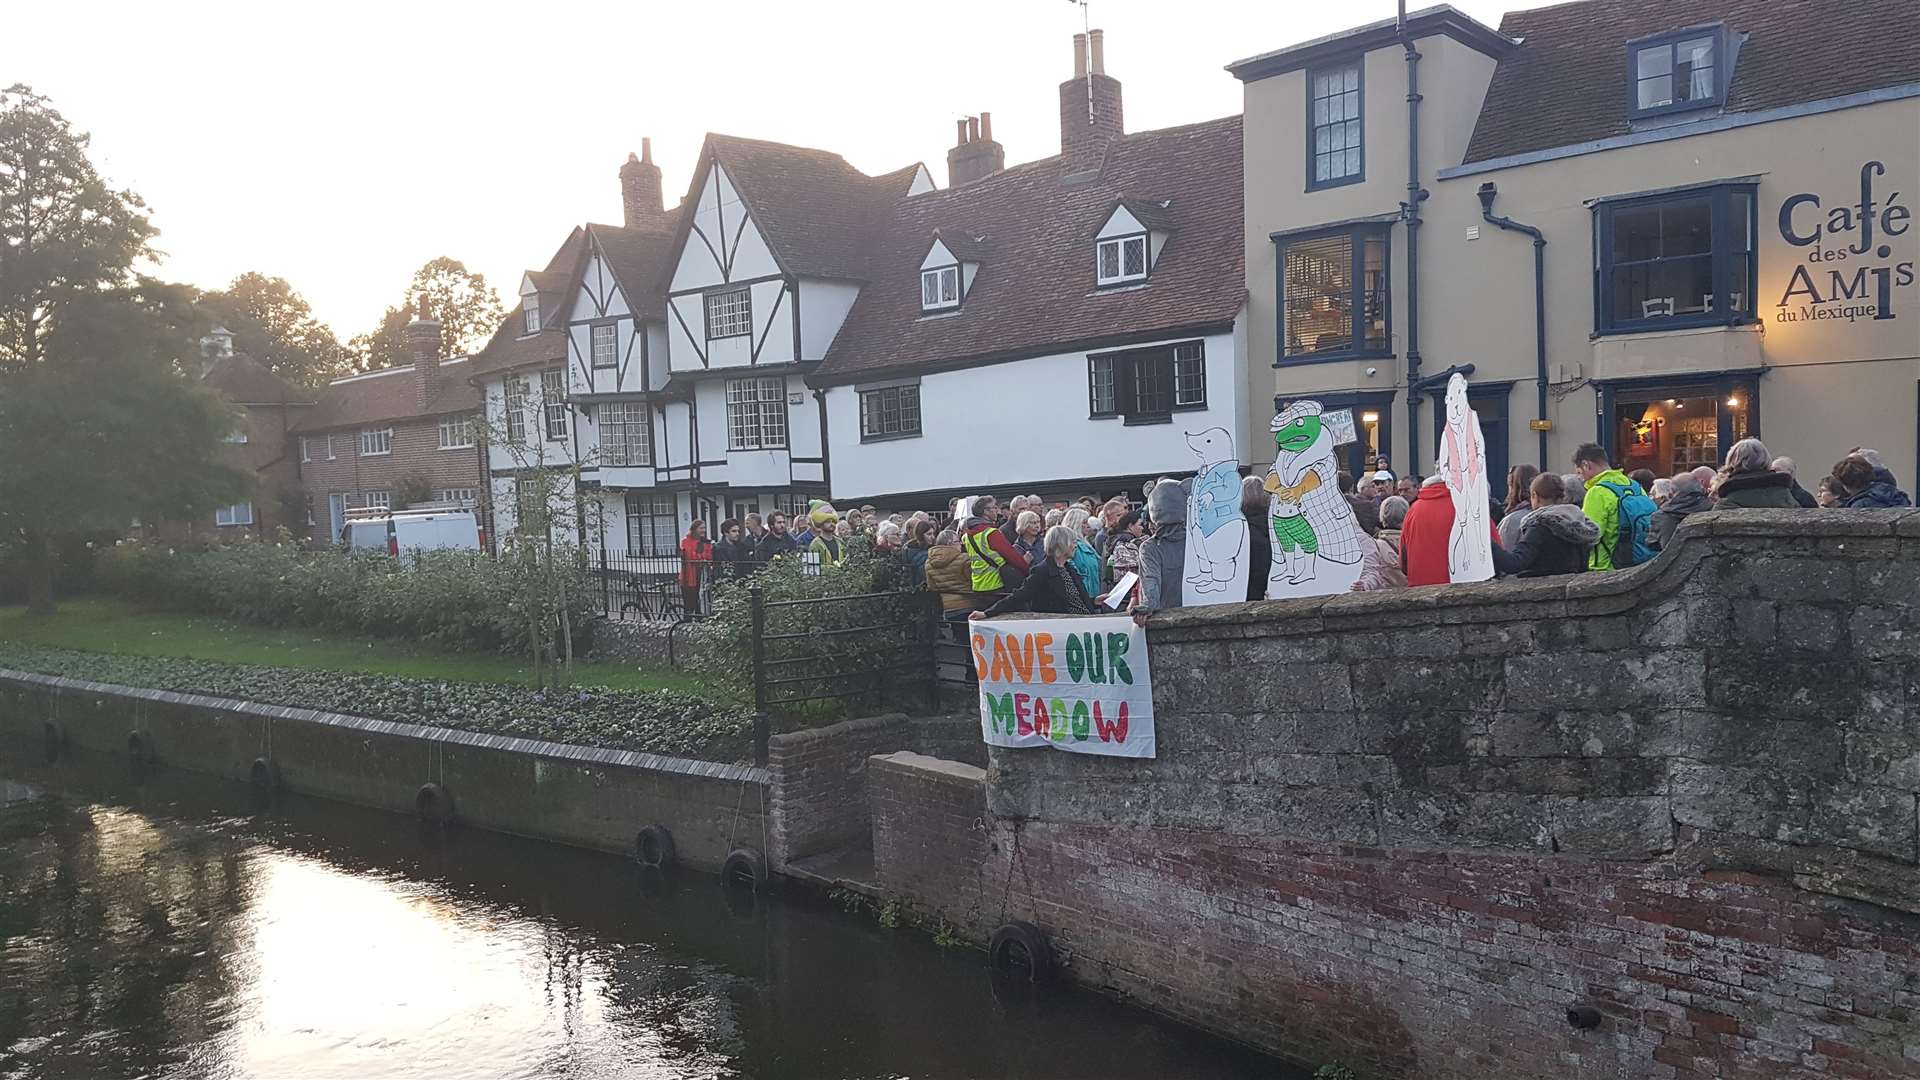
[415,782,454,825]
[42,720,62,760]
[988,921,1054,984]
[634,825,676,870]
[126,731,153,764]
[250,757,279,791]
[720,847,767,892]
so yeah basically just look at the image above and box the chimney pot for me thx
[641,136,652,164]
[980,111,993,141]
[1073,32,1088,77]
[956,118,969,145]
[1089,28,1105,75]
[967,116,980,142]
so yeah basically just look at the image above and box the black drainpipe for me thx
[1398,1,1428,476]
[1477,181,1550,469]
[812,387,833,498]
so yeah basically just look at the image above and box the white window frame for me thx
[598,401,652,466]
[704,287,752,340]
[590,323,619,369]
[438,414,475,450]
[359,427,393,456]
[325,433,337,461]
[299,436,311,463]
[541,369,568,441]
[725,377,788,451]
[1096,235,1148,287]
[920,266,960,312]
[522,295,540,334]
[214,502,254,527]
[503,374,529,444]
[361,490,391,511]
[433,488,477,506]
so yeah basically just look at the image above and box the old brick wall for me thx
[766,714,908,867]
[870,752,992,928]
[297,415,485,537]
[876,509,1920,1079]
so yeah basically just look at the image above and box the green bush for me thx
[700,540,933,714]
[96,537,593,656]
[0,642,754,761]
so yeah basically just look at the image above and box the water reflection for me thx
[0,742,1293,1079]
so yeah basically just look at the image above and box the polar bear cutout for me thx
[1181,427,1249,604]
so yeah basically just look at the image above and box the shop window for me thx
[1607,378,1756,478]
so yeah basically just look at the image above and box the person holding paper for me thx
[970,526,1097,619]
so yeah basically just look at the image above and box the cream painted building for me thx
[1232,1,1919,491]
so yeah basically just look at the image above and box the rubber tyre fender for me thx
[42,720,63,758]
[634,825,676,870]
[988,921,1054,984]
[720,847,767,891]
[127,730,153,764]
[249,757,279,791]
[415,782,454,824]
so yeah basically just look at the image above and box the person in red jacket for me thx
[678,519,713,615]
[1400,475,1499,587]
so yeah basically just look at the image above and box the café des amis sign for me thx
[1775,161,1915,325]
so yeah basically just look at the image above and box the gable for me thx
[920,239,957,270]
[670,162,781,292]
[567,251,632,323]
[1097,205,1147,239]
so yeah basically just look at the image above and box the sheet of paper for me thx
[1105,571,1139,609]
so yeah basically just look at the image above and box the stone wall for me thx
[875,509,1920,1079]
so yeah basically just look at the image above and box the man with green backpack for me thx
[1572,443,1656,571]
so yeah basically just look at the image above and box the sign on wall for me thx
[971,615,1155,758]
[1776,160,1916,325]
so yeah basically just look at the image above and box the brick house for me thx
[292,304,486,542]
[180,328,314,540]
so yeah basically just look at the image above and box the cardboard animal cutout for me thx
[1264,400,1366,598]
[1181,427,1249,603]
[1437,372,1494,582]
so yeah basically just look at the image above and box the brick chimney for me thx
[407,293,443,411]
[621,139,665,231]
[1060,29,1123,176]
[947,112,1006,187]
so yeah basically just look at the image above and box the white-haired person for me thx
[970,525,1097,618]
[1712,438,1799,509]
[1011,509,1045,568]
[1060,507,1103,598]
[1769,456,1818,508]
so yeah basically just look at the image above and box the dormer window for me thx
[1629,27,1724,118]
[522,296,540,334]
[1096,235,1147,287]
[920,266,959,312]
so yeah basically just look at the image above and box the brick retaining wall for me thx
[873,509,1920,1078]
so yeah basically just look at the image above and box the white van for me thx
[341,506,483,557]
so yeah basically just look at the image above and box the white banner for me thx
[970,615,1155,758]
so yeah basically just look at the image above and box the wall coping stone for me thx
[766,712,908,749]
[871,750,986,786]
[1144,510,1908,643]
[0,669,769,784]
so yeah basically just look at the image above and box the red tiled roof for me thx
[202,352,311,405]
[291,358,476,433]
[1463,0,1920,165]
[810,115,1244,386]
[463,227,590,384]
[689,134,917,281]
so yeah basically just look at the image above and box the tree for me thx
[0,84,156,368]
[196,272,351,388]
[350,257,503,371]
[0,85,248,613]
[0,283,252,613]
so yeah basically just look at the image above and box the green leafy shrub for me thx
[0,641,754,761]
[97,537,592,657]
[699,540,934,715]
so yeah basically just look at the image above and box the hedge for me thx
[0,642,755,762]
[96,538,593,656]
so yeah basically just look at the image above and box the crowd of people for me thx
[667,442,1910,620]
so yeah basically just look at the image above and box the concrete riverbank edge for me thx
[0,670,769,871]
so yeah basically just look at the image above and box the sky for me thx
[3,0,1516,343]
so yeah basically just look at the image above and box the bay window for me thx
[1278,225,1390,362]
[1594,183,1755,334]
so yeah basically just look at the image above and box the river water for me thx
[0,740,1294,1079]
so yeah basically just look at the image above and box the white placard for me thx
[970,615,1155,758]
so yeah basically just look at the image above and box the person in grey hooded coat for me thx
[1135,478,1187,614]
[1492,472,1600,578]
[1649,472,1712,550]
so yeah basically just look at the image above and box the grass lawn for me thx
[0,597,714,696]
